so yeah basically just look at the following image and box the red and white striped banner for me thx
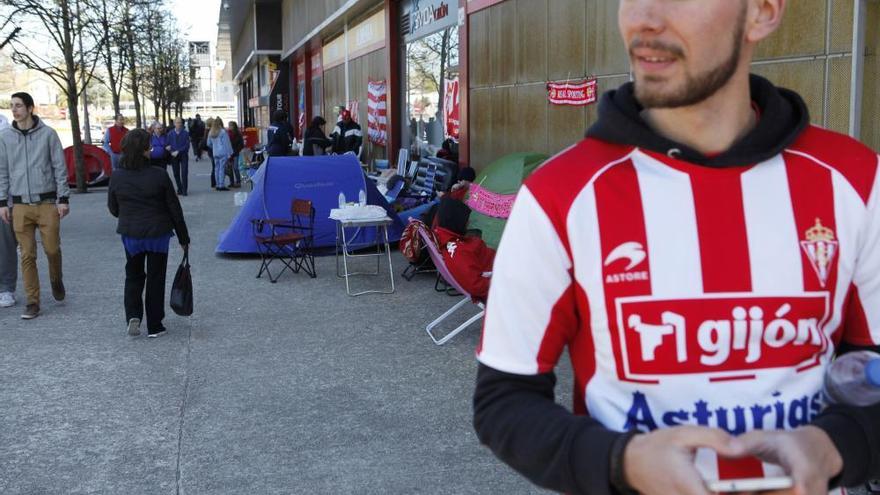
[444,77,460,139]
[547,78,598,106]
[367,79,387,146]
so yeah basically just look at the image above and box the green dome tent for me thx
[466,152,549,249]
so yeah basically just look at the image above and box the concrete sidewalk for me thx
[0,157,560,494]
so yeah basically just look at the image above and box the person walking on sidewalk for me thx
[189,114,205,162]
[148,121,169,169]
[102,114,128,171]
[167,117,190,195]
[0,92,70,320]
[108,128,190,338]
[227,121,244,188]
[207,118,233,191]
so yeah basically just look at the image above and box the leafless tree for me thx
[0,0,107,192]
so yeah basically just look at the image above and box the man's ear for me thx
[746,0,786,43]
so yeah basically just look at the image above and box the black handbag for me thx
[170,251,193,316]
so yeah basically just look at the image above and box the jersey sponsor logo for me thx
[623,390,825,433]
[604,241,649,284]
[614,293,829,382]
[800,218,837,288]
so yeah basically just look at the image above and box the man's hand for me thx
[623,426,738,495]
[0,206,9,224]
[57,203,69,219]
[726,426,843,495]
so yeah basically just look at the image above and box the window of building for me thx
[404,24,459,159]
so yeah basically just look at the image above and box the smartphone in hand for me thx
[706,476,793,493]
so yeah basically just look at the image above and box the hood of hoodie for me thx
[586,74,809,167]
[12,115,45,137]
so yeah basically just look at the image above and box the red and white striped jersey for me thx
[477,125,880,482]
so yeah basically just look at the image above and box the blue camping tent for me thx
[216,155,405,254]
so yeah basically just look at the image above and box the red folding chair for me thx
[252,199,316,283]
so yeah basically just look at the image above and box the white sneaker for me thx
[0,292,15,308]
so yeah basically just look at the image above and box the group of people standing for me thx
[104,113,247,194]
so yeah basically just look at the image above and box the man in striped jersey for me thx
[473,1,880,494]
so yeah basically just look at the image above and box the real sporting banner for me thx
[367,79,387,146]
[547,78,598,106]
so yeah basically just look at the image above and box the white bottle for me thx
[338,192,346,208]
[823,350,880,406]
[358,189,366,206]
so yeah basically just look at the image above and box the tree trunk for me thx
[61,0,86,192]
[112,92,121,119]
[124,17,142,127]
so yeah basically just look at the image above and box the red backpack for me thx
[400,220,438,263]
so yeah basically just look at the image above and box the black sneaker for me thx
[147,328,167,338]
[21,304,40,320]
[51,280,65,301]
[127,318,141,336]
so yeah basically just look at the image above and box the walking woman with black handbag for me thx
[108,128,191,338]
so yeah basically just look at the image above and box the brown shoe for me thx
[21,304,40,320]
[52,280,65,301]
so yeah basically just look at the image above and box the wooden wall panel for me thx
[585,1,628,75]
[469,89,493,168]
[515,0,548,84]
[547,0,585,81]
[513,84,549,154]
[830,0,854,53]
[827,56,851,135]
[489,0,517,86]
[755,0,825,59]
[488,87,517,163]
[464,0,880,167]
[548,104,585,156]
[469,10,492,88]
[752,60,825,125]
[862,3,880,152]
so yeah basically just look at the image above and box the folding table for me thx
[333,215,395,296]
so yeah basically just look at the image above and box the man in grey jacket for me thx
[0,92,70,320]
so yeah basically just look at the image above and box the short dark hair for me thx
[119,128,150,170]
[11,92,34,110]
[310,116,326,128]
[273,110,287,123]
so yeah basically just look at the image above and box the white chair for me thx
[396,148,409,176]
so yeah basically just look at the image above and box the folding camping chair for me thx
[396,148,409,176]
[252,198,316,282]
[418,228,485,345]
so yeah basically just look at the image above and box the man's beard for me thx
[634,9,746,109]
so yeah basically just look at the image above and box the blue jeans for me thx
[109,152,121,171]
[214,154,230,188]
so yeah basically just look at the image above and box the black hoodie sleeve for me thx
[812,343,880,488]
[473,363,626,495]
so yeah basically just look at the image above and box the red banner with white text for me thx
[547,78,598,106]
